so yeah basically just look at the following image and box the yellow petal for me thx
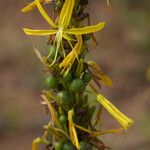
[21,0,45,13]
[62,33,74,42]
[68,109,80,150]
[59,35,83,75]
[66,22,105,35]
[88,61,112,87]
[58,0,75,28]
[32,137,42,150]
[35,0,57,28]
[97,94,133,130]
[23,28,57,35]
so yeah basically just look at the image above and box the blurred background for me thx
[0,0,150,149]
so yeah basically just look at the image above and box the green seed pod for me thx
[59,115,67,124]
[82,72,92,83]
[57,91,71,105]
[45,76,58,89]
[63,72,72,82]
[54,142,64,150]
[63,142,76,150]
[80,141,92,150]
[71,78,86,92]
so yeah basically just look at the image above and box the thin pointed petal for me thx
[21,0,45,13]
[32,137,42,150]
[35,0,57,28]
[58,0,75,28]
[68,109,80,150]
[66,22,105,35]
[59,35,83,75]
[97,94,133,130]
[23,28,57,35]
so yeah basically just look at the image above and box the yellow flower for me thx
[97,94,133,130]
[23,0,105,65]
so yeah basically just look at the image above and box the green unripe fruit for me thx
[82,73,92,83]
[63,143,75,150]
[54,142,64,150]
[71,78,86,92]
[63,72,72,82]
[80,141,92,150]
[45,76,58,89]
[57,91,71,104]
[59,115,67,124]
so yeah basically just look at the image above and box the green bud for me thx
[45,76,58,89]
[59,115,67,124]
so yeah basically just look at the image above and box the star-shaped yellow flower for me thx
[23,0,105,71]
